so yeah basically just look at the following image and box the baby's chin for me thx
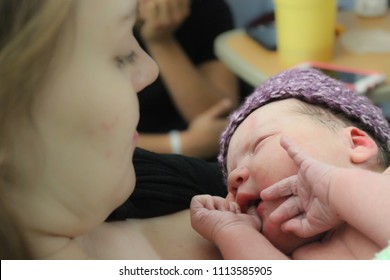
[262,219,316,255]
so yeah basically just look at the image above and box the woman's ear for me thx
[344,127,378,164]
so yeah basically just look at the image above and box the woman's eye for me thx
[117,51,137,68]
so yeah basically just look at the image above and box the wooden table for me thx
[215,11,390,102]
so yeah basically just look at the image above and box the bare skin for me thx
[191,99,388,259]
[4,0,221,260]
[76,211,221,260]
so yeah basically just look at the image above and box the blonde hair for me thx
[0,0,76,129]
[0,0,76,259]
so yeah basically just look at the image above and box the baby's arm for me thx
[262,137,390,248]
[329,167,390,248]
[190,195,288,259]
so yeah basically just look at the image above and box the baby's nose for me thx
[227,166,250,197]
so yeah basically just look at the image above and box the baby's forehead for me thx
[242,98,306,123]
[228,99,298,141]
[225,99,320,162]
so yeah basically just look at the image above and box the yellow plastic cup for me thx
[274,0,337,67]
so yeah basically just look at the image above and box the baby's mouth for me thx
[243,199,261,213]
[253,199,261,209]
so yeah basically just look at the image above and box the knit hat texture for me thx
[218,68,390,178]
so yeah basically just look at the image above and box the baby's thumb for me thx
[225,192,235,202]
[247,206,262,231]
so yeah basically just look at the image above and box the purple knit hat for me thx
[218,68,390,178]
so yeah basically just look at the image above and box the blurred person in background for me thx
[135,0,239,160]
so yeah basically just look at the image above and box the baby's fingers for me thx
[190,195,218,211]
[191,194,238,212]
[280,136,311,167]
[268,195,303,224]
[280,217,306,236]
[261,175,298,201]
[281,218,324,238]
[247,206,262,229]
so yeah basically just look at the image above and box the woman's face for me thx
[14,0,158,232]
[226,99,354,254]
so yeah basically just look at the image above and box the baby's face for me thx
[226,99,353,254]
[15,0,158,231]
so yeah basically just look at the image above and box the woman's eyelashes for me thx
[116,51,137,68]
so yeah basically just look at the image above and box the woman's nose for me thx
[227,166,250,197]
[132,41,159,93]
[142,49,158,82]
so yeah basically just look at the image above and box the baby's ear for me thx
[344,127,378,165]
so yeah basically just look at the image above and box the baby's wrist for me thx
[214,223,259,244]
[328,168,355,217]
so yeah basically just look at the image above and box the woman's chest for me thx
[80,211,221,260]
[79,222,162,259]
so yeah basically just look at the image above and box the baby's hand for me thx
[261,137,342,238]
[190,194,261,242]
